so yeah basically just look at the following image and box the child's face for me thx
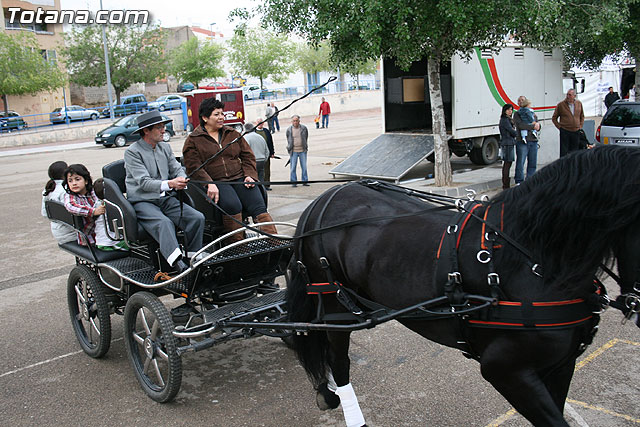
[67,173,88,195]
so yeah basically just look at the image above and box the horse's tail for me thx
[286,256,330,389]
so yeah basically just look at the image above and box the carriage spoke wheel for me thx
[67,265,112,358]
[123,291,182,403]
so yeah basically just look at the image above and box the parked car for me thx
[242,85,263,100]
[49,105,100,123]
[100,94,148,118]
[596,100,640,146]
[177,82,196,92]
[0,110,28,132]
[200,82,229,90]
[95,113,175,147]
[148,95,185,111]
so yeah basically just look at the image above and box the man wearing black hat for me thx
[124,111,205,274]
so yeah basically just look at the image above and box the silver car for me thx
[148,95,185,111]
[50,105,100,123]
[597,100,640,146]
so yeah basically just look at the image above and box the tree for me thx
[296,41,333,75]
[61,24,166,105]
[341,58,378,88]
[169,37,225,88]
[261,0,516,186]
[0,32,66,113]
[228,27,295,89]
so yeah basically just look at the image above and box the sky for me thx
[59,0,258,35]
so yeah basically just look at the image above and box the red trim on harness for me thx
[307,282,341,295]
[436,230,446,259]
[536,316,593,327]
[498,301,522,306]
[533,298,584,306]
[469,320,524,327]
[457,204,482,249]
[481,205,491,250]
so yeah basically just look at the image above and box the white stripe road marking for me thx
[0,337,123,379]
[565,402,590,427]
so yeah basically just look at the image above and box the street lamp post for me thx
[209,22,216,40]
[100,0,115,119]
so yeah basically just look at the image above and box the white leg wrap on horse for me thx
[336,383,365,427]
[327,370,337,393]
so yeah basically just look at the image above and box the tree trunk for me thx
[115,89,121,106]
[427,57,452,186]
[1,94,8,114]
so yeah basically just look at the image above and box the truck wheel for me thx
[470,136,499,165]
[185,123,194,133]
[67,265,112,358]
[234,124,243,133]
[124,291,182,403]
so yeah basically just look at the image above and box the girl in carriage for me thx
[41,161,77,244]
[62,164,105,246]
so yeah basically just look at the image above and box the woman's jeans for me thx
[515,140,538,184]
[290,151,308,183]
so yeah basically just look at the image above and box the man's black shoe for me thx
[303,183,310,186]
[174,259,189,274]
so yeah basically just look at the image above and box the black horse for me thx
[286,145,640,426]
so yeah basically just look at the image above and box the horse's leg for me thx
[319,331,366,427]
[480,342,569,426]
[542,359,576,415]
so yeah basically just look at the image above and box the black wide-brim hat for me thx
[133,110,173,135]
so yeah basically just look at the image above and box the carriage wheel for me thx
[67,265,112,358]
[123,291,182,403]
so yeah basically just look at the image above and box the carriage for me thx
[45,147,640,426]
[45,159,296,403]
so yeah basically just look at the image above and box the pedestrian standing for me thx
[514,96,541,185]
[265,103,275,133]
[286,115,309,187]
[319,97,331,128]
[272,103,280,132]
[498,104,517,190]
[255,119,275,190]
[552,89,584,157]
[244,123,270,183]
[604,86,620,110]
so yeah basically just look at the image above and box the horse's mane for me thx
[490,146,640,286]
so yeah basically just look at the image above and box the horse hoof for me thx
[316,382,340,410]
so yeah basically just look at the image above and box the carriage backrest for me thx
[102,159,127,194]
[44,199,83,230]
[102,177,140,242]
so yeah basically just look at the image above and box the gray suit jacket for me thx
[124,140,186,202]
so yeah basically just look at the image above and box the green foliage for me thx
[0,32,66,103]
[61,24,166,103]
[169,38,225,87]
[228,27,295,88]
[296,41,333,74]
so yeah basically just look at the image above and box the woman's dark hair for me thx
[62,163,94,194]
[501,103,514,118]
[43,161,68,196]
[199,97,225,128]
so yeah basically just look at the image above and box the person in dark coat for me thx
[604,86,620,110]
[498,103,518,189]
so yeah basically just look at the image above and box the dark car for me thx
[100,94,148,118]
[177,82,196,92]
[0,110,28,132]
[95,113,175,147]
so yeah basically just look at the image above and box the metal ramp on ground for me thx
[330,133,434,183]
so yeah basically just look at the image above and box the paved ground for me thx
[0,109,638,426]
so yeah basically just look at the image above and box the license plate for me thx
[615,139,637,145]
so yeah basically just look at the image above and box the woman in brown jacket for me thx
[183,97,277,243]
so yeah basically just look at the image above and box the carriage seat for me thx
[102,159,197,244]
[44,200,128,264]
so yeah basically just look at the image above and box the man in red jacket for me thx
[319,97,331,128]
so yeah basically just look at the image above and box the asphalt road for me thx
[0,110,638,426]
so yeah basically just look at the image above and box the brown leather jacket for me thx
[182,125,258,182]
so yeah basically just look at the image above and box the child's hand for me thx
[94,203,106,216]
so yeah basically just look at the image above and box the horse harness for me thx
[294,180,637,358]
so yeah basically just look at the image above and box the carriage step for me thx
[201,238,293,265]
[202,289,287,325]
